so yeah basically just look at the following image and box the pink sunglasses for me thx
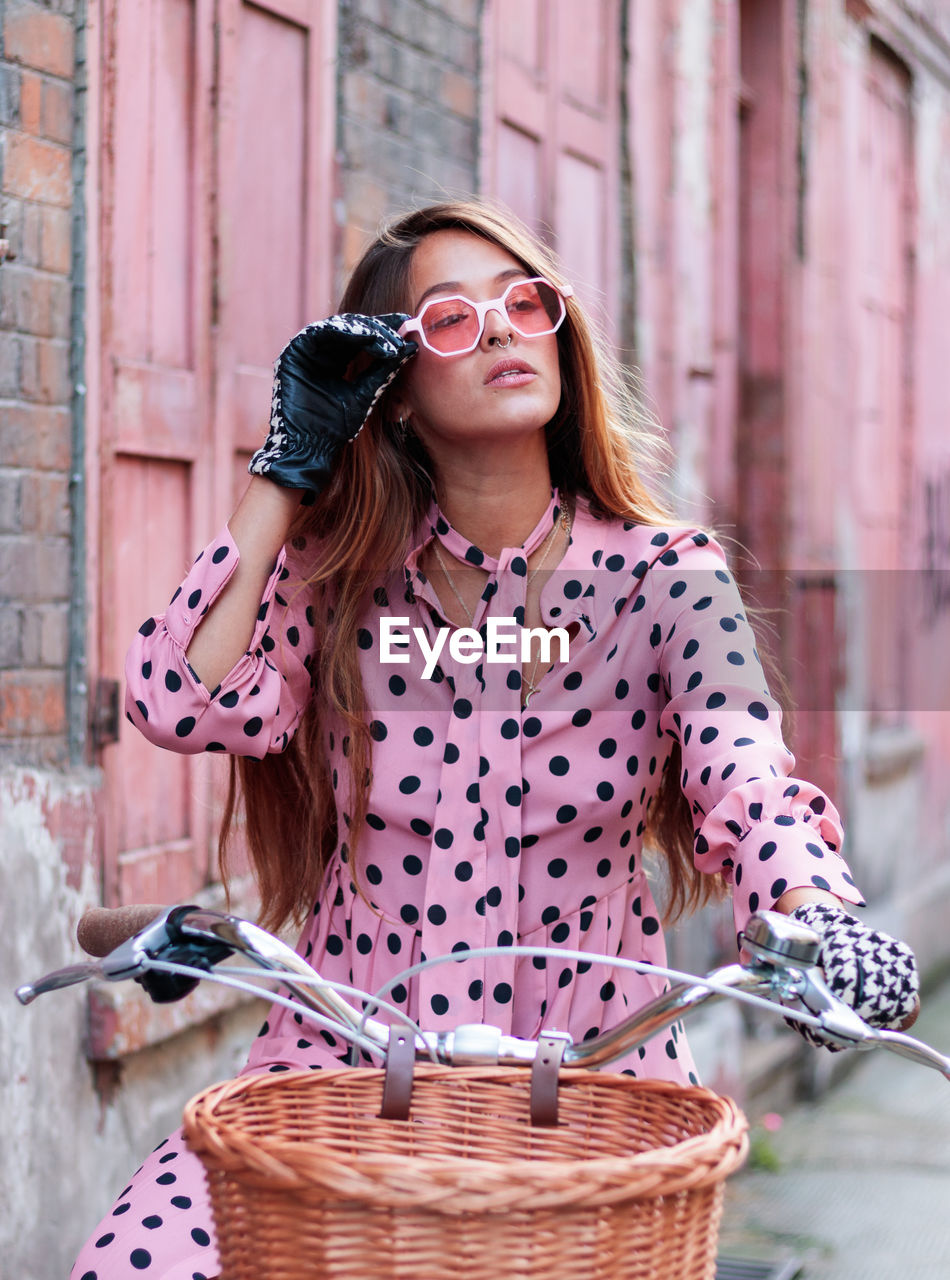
[398,277,574,357]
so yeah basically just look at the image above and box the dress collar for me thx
[409,489,565,574]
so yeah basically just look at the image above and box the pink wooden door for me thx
[96,0,335,906]
[98,0,216,906]
[482,0,621,331]
[853,43,913,723]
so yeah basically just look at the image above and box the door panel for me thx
[216,0,335,467]
[483,0,620,332]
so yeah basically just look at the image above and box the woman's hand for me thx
[249,313,417,497]
[788,901,920,1048]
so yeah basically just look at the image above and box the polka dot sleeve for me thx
[124,526,316,757]
[648,529,864,937]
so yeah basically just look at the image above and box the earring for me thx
[395,416,410,437]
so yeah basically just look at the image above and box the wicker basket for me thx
[183,1065,748,1280]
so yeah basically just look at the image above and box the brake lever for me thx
[16,905,226,1006]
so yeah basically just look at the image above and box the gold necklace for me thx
[430,508,573,706]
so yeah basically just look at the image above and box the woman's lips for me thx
[484,358,536,387]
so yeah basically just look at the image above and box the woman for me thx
[72,199,917,1278]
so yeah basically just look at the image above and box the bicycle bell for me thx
[741,910,822,969]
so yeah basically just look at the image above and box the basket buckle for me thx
[530,1030,573,1127]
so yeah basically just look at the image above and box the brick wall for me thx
[336,0,482,287]
[0,0,78,765]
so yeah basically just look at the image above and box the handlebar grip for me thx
[77,905,168,957]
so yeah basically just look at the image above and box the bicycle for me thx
[17,906,950,1280]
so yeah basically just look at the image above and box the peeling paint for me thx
[0,767,259,1275]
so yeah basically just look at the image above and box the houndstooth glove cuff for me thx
[789,902,920,1050]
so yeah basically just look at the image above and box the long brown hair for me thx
[221,199,726,930]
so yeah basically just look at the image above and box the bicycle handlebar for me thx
[14,905,950,1081]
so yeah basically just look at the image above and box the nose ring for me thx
[490,333,512,349]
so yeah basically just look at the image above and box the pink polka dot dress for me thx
[72,491,862,1277]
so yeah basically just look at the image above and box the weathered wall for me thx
[790,0,950,974]
[0,0,76,766]
[0,766,264,1276]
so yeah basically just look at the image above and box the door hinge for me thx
[91,677,121,749]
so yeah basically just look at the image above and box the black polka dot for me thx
[130,1250,152,1270]
[174,716,195,738]
[413,726,434,746]
[493,982,513,1004]
[748,701,769,720]
[547,857,567,878]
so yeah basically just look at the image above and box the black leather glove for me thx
[249,312,417,497]
[789,902,920,1050]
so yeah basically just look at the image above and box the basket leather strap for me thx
[530,1033,569,1127]
[379,1027,417,1120]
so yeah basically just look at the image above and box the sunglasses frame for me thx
[398,276,574,357]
